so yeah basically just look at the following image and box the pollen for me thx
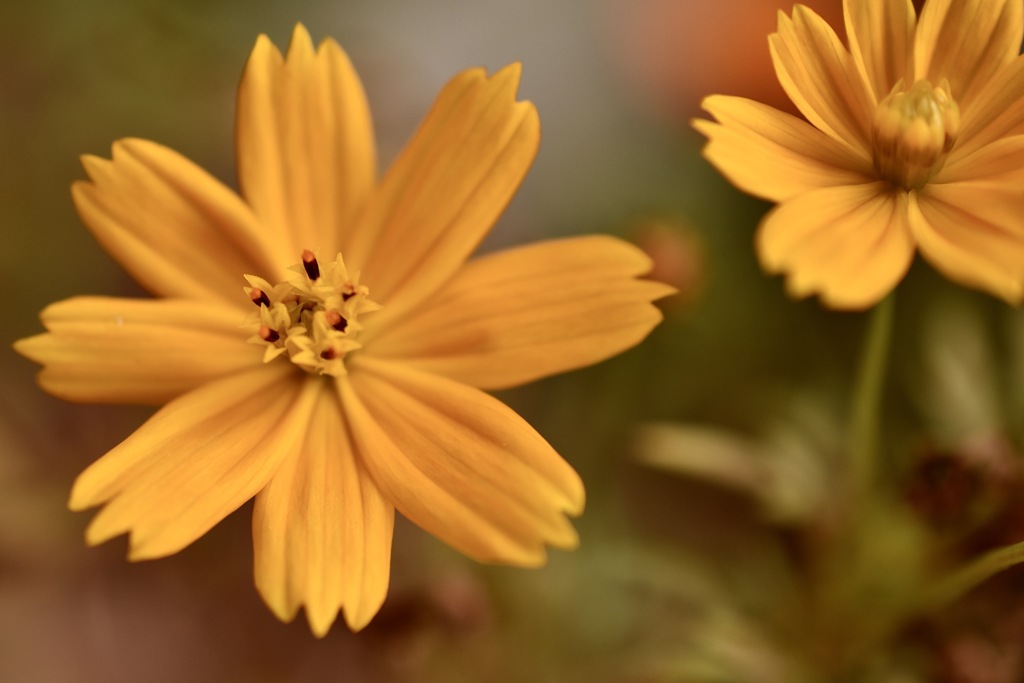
[242,251,381,377]
[872,79,960,190]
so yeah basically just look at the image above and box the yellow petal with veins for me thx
[915,0,1023,105]
[236,24,376,258]
[349,64,540,327]
[367,235,672,389]
[844,0,915,101]
[14,296,259,405]
[911,186,1024,304]
[769,5,875,155]
[253,383,394,636]
[342,358,583,566]
[71,364,311,560]
[73,139,284,306]
[757,183,915,309]
[953,56,1024,158]
[695,95,873,203]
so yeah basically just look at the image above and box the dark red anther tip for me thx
[325,310,348,332]
[250,288,271,308]
[302,250,320,280]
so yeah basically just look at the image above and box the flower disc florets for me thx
[243,250,381,377]
[872,79,960,190]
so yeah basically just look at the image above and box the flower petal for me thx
[938,134,1024,187]
[915,0,1023,105]
[341,358,583,566]
[253,384,394,636]
[73,139,283,307]
[955,56,1024,158]
[844,0,915,100]
[910,185,1024,303]
[757,183,915,309]
[236,24,376,258]
[769,5,875,154]
[366,236,673,390]
[694,95,873,202]
[13,296,260,405]
[71,364,315,560]
[346,64,540,328]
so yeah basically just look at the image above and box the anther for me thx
[250,288,271,308]
[325,310,348,332]
[244,250,380,377]
[302,249,321,281]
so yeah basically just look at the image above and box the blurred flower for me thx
[15,24,672,636]
[607,0,844,119]
[885,294,1024,683]
[629,215,706,312]
[635,391,839,525]
[695,0,1024,309]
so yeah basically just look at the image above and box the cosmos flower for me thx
[695,0,1024,309]
[15,25,672,635]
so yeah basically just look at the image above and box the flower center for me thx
[872,79,960,190]
[243,250,380,377]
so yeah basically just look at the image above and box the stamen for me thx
[244,250,380,377]
[302,249,320,281]
[325,310,348,332]
[872,79,960,190]
[250,288,271,308]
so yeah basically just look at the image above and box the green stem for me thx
[848,294,895,499]
[921,540,1024,611]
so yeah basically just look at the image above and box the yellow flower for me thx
[695,0,1024,309]
[15,25,672,636]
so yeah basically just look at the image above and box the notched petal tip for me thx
[343,611,374,633]
[254,574,303,626]
[11,334,45,364]
[78,154,111,182]
[290,21,312,41]
[454,61,527,107]
[697,94,755,123]
[773,8,791,33]
[127,536,176,562]
[286,23,315,60]
[690,117,717,141]
[756,226,788,273]
[69,463,109,512]
[82,508,126,549]
[559,470,586,519]
[317,33,351,61]
[491,61,524,92]
[68,488,94,513]
[109,137,154,165]
[247,32,285,68]
[816,288,886,312]
[697,93,718,112]
[307,612,338,639]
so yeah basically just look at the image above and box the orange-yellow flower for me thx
[695,0,1024,309]
[14,25,672,636]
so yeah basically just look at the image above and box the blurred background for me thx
[6,0,1024,681]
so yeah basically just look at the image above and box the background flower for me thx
[695,0,1024,309]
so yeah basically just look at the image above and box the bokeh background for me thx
[6,0,1024,681]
